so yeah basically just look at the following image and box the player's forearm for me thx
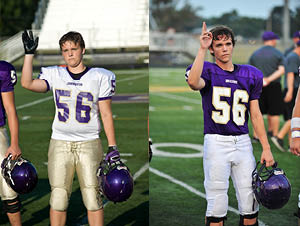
[251,114,271,151]
[99,99,117,146]
[21,55,48,92]
[102,115,117,146]
[187,48,206,90]
[266,65,285,83]
[21,55,34,89]
[250,100,271,151]
[6,107,19,148]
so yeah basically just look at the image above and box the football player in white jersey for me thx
[21,30,119,226]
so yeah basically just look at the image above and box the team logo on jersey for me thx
[225,79,237,84]
[67,82,83,86]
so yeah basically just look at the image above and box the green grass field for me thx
[0,68,149,226]
[149,67,300,226]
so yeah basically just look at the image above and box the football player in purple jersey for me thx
[186,22,274,226]
[21,31,119,226]
[0,61,22,226]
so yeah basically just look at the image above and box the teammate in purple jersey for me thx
[0,61,22,226]
[186,22,274,226]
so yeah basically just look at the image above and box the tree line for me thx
[151,0,300,38]
[0,0,39,39]
[0,0,299,40]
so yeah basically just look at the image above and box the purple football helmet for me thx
[97,160,133,203]
[1,154,38,194]
[252,161,291,209]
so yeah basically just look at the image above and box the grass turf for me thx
[0,68,149,226]
[149,67,300,226]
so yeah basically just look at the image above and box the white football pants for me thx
[203,134,259,217]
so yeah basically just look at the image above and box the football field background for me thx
[0,68,149,226]
[149,67,300,226]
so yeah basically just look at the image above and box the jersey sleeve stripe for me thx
[41,79,50,91]
[98,96,112,101]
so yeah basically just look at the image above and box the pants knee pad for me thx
[206,193,228,216]
[81,187,102,211]
[239,212,258,226]
[206,216,227,226]
[3,196,21,213]
[50,188,69,211]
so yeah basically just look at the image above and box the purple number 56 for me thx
[55,89,93,123]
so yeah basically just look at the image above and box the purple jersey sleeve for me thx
[185,64,193,81]
[0,61,17,127]
[246,65,263,100]
[0,62,17,92]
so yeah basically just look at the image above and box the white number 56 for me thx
[212,87,249,125]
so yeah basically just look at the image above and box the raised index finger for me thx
[201,22,207,35]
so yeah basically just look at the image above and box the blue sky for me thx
[186,0,300,19]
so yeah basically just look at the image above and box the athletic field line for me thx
[16,74,147,110]
[16,96,53,110]
[149,167,267,226]
[151,92,286,123]
[118,74,148,82]
[151,92,201,105]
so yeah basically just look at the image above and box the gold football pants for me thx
[0,127,18,200]
[48,138,103,211]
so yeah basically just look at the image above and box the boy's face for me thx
[209,35,233,64]
[61,41,85,68]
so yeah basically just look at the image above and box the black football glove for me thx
[22,30,39,54]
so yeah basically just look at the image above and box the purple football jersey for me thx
[0,61,17,127]
[186,61,263,135]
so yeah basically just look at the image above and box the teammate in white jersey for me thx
[21,30,118,226]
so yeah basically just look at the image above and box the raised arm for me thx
[21,30,48,92]
[187,22,212,90]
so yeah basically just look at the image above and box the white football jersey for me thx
[39,66,116,141]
